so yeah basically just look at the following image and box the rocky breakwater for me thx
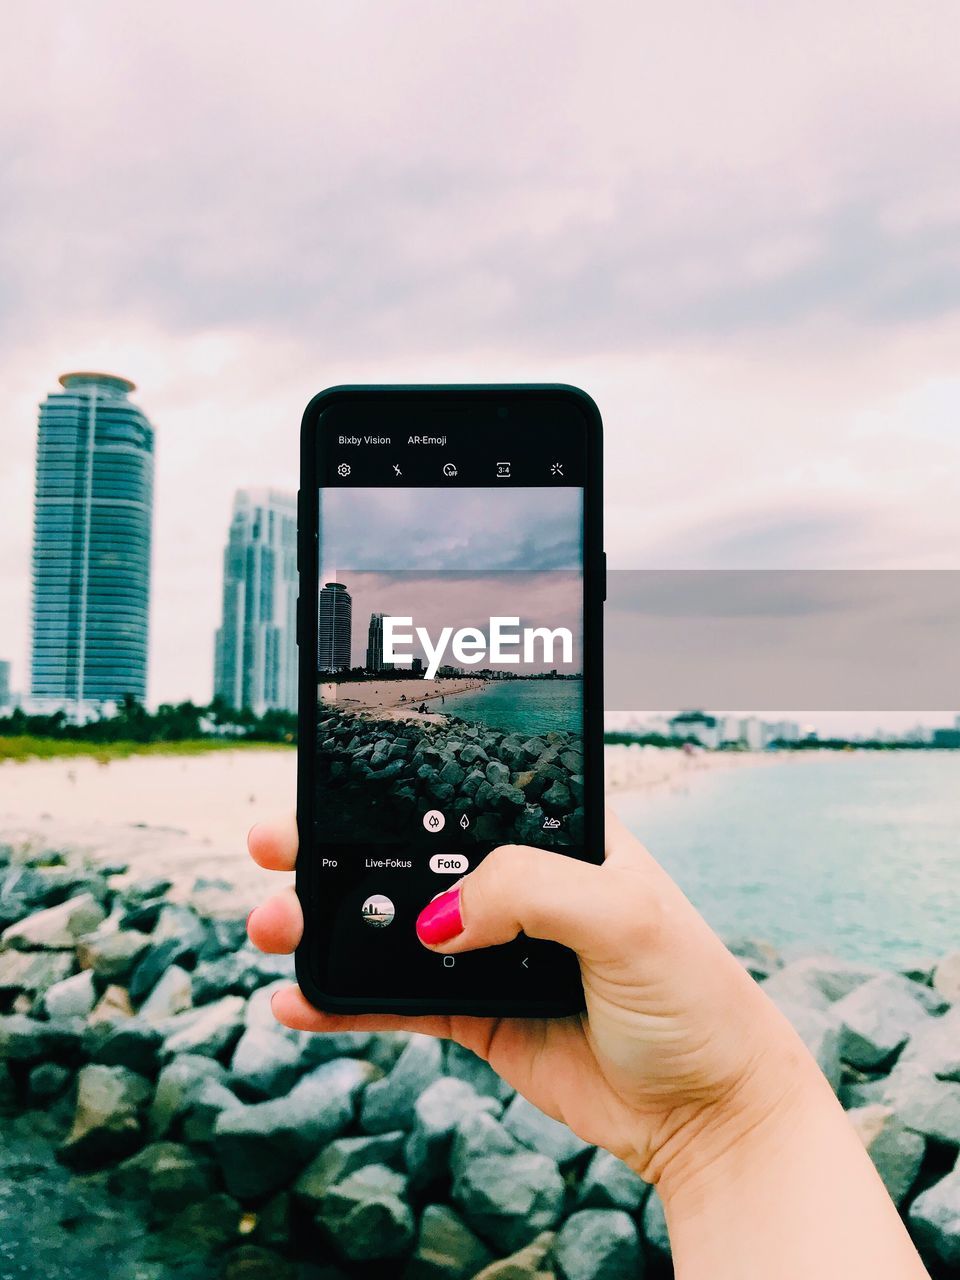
[1,842,959,1278]
[317,708,586,845]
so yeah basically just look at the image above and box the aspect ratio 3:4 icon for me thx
[296,385,604,1015]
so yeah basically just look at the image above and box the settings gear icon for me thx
[337,463,351,477]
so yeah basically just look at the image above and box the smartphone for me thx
[296,385,603,1016]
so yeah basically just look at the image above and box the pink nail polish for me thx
[416,886,463,944]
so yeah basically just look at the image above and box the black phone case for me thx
[295,385,604,1016]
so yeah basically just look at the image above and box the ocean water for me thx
[442,678,583,736]
[613,752,960,968]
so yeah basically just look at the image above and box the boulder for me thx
[152,904,208,955]
[143,1192,242,1260]
[899,1005,960,1081]
[140,965,193,1021]
[444,1042,514,1103]
[472,1230,554,1279]
[762,956,884,1010]
[315,1163,416,1261]
[726,937,784,982]
[879,1065,960,1145]
[220,1245,300,1280]
[130,940,198,1003]
[552,1209,643,1280]
[76,928,150,981]
[181,1077,244,1145]
[933,951,960,1005]
[405,1077,501,1185]
[161,994,246,1060]
[214,1058,378,1199]
[41,968,97,1019]
[87,1017,164,1076]
[501,1095,592,1168]
[452,1149,565,1254]
[908,1159,960,1269]
[450,1111,521,1174]
[60,1063,153,1167]
[28,1061,72,1104]
[403,1204,494,1280]
[770,999,843,1091]
[89,983,135,1022]
[641,1188,670,1261]
[833,974,934,1070]
[360,1033,443,1133]
[540,782,571,817]
[0,892,105,950]
[109,1141,215,1216]
[0,947,75,997]
[0,1012,84,1063]
[150,1054,229,1138]
[576,1149,649,1212]
[295,1131,406,1209]
[847,1105,925,1206]
[229,1024,305,1098]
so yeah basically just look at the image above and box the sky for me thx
[2,2,959,728]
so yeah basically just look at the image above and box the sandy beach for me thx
[320,677,487,721]
[0,743,773,905]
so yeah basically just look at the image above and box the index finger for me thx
[248,814,299,871]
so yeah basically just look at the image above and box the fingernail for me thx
[269,990,279,1018]
[246,908,256,933]
[416,886,463,944]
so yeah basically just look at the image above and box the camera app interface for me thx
[312,414,588,1001]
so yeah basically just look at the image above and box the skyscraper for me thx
[214,490,298,714]
[318,583,352,671]
[366,612,385,671]
[30,372,154,711]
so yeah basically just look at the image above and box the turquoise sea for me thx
[613,752,960,968]
[442,678,583,736]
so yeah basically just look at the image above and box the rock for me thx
[763,956,884,1010]
[485,761,510,786]
[139,965,193,1021]
[181,1077,244,1144]
[847,1105,925,1206]
[109,1141,215,1216]
[191,947,294,1003]
[89,983,135,1022]
[220,1244,300,1280]
[444,1042,514,1103]
[450,1111,521,1173]
[0,892,105,950]
[252,1191,291,1249]
[403,1204,494,1280]
[834,974,935,1071]
[161,994,245,1060]
[60,1063,152,1167]
[41,969,97,1019]
[770,999,843,1090]
[899,1005,960,1081]
[150,1054,229,1138]
[120,875,173,907]
[540,782,571,816]
[576,1149,649,1212]
[87,1017,164,1076]
[472,1230,554,1279]
[879,1064,960,1145]
[130,939,197,1003]
[552,1209,642,1280]
[152,904,209,954]
[28,1062,71,1104]
[933,951,960,1005]
[214,1058,378,1199]
[230,1024,305,1098]
[0,1013,84,1063]
[727,936,783,982]
[295,1131,406,1208]
[315,1163,416,1261]
[452,1148,565,1254]
[641,1188,670,1261]
[143,1192,242,1259]
[0,1060,16,1115]
[0,948,75,997]
[406,1077,501,1185]
[76,928,150,981]
[360,1033,443,1132]
[908,1159,960,1269]
[502,1095,592,1168]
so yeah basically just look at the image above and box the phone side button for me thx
[602,551,607,601]
[296,596,301,646]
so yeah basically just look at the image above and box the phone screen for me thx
[299,389,601,1011]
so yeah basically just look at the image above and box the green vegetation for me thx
[0,695,297,763]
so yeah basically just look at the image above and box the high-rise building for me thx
[366,613,385,671]
[213,489,298,714]
[0,660,10,709]
[318,583,352,671]
[30,372,154,712]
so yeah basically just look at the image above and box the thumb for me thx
[414,843,645,965]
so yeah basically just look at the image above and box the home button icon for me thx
[442,955,455,968]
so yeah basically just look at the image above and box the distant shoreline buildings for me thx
[213,489,298,714]
[28,372,154,715]
[318,582,352,672]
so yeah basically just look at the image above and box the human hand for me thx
[246,810,815,1193]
